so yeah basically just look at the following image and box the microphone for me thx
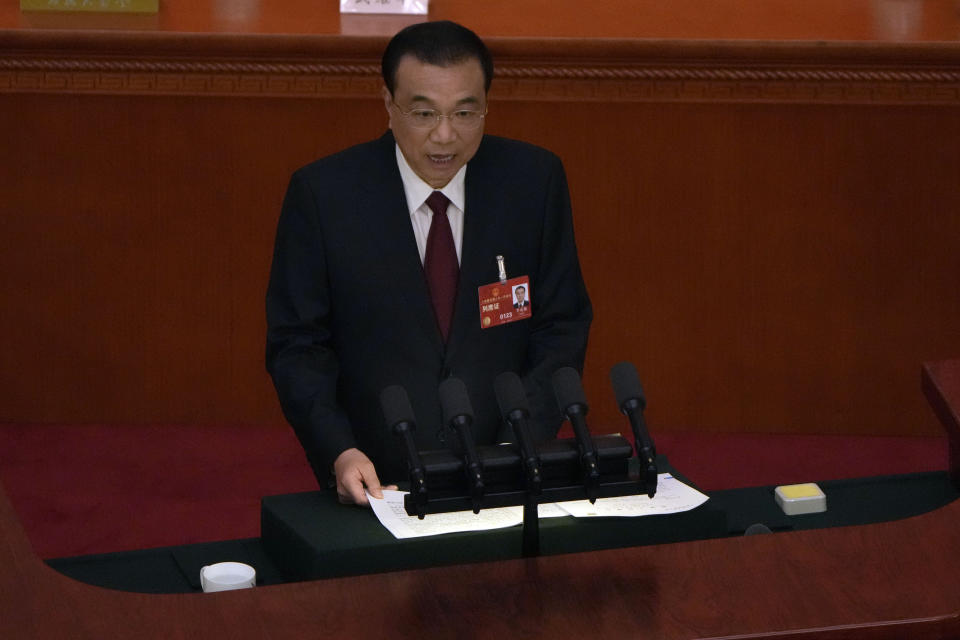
[551,367,600,502]
[610,361,658,498]
[438,377,485,513]
[494,372,542,496]
[380,385,428,518]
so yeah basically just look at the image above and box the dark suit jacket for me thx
[266,131,592,484]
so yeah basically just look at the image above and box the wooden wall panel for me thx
[3,91,958,436]
[1,93,385,425]
[489,102,960,435]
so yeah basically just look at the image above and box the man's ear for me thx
[381,86,393,128]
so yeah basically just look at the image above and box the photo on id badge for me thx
[512,283,530,314]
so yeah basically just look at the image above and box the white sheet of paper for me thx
[556,474,709,517]
[367,474,709,539]
[536,502,570,518]
[367,490,522,539]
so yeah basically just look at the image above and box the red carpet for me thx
[652,431,948,490]
[0,424,318,559]
[0,424,948,559]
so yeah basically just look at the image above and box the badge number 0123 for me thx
[478,276,531,329]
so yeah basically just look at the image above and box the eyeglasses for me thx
[391,101,487,130]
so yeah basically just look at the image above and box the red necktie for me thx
[424,191,459,342]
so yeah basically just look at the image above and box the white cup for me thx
[200,562,256,593]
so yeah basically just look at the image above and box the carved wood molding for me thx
[494,64,960,104]
[2,55,959,104]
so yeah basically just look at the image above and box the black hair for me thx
[381,21,493,95]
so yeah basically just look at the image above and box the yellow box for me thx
[775,482,827,515]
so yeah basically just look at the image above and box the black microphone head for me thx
[551,366,588,412]
[494,371,530,419]
[438,377,474,426]
[610,361,646,411]
[380,385,416,431]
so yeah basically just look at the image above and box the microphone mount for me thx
[387,364,659,556]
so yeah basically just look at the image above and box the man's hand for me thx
[333,448,397,506]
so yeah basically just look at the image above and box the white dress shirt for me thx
[395,145,466,265]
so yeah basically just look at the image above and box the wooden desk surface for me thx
[2,0,960,42]
[2,363,959,639]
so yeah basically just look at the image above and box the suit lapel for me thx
[361,133,445,358]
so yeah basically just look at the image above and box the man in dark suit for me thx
[266,21,591,506]
[513,285,530,311]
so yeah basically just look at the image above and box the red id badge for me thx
[478,276,531,329]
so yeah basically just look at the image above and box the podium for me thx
[260,456,726,583]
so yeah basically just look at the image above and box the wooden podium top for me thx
[2,0,960,43]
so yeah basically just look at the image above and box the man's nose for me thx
[429,115,458,144]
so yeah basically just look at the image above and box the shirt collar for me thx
[395,144,467,215]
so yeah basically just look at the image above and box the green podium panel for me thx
[261,458,727,582]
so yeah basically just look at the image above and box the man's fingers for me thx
[338,465,371,505]
[364,471,386,501]
[333,448,387,507]
[346,478,370,505]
